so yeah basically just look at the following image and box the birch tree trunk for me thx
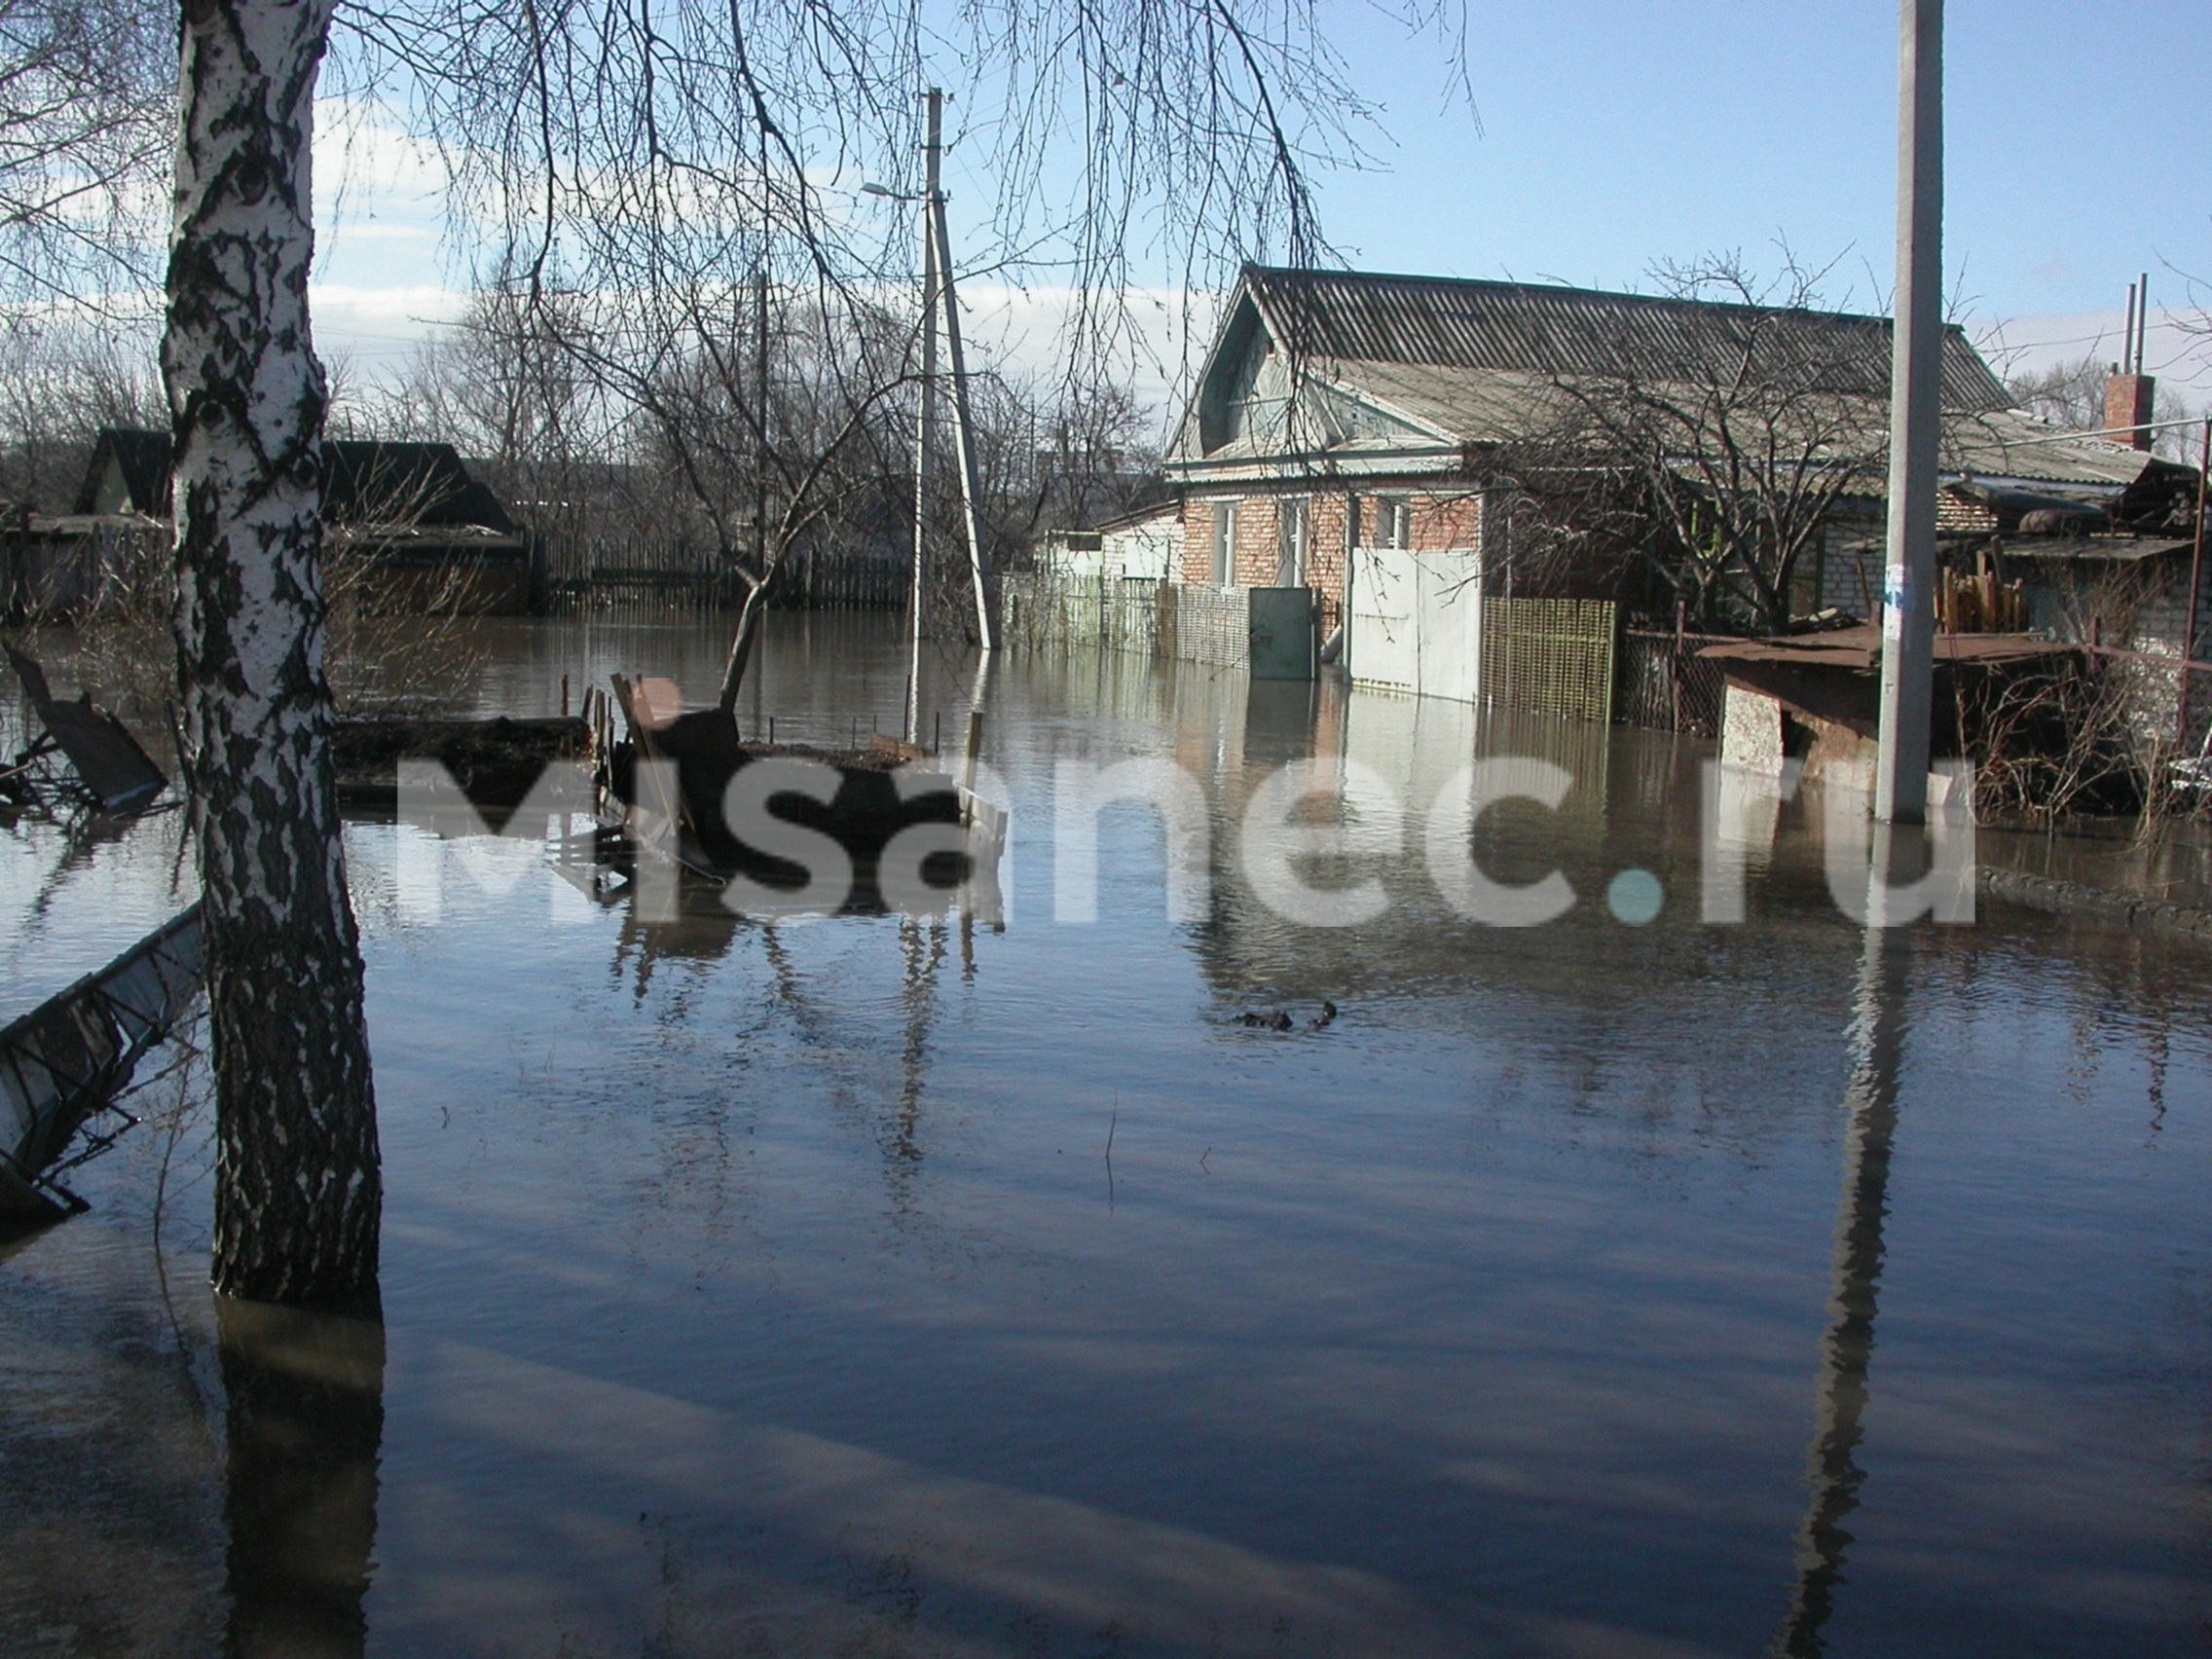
[166,0,382,1309]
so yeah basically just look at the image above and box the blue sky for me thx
[311,2,2212,412]
[1298,0,2210,376]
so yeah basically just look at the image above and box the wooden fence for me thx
[541,538,905,614]
[1482,598,1617,724]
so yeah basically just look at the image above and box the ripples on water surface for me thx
[2,614,2209,1657]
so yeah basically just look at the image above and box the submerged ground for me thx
[2,613,2208,1657]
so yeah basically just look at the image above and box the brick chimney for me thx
[2105,368,2156,451]
[2106,274,2156,450]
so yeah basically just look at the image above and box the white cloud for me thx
[313,96,450,215]
[310,282,469,374]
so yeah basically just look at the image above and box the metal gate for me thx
[1346,545,1482,703]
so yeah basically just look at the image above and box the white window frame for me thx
[1278,498,1309,587]
[1378,497,1412,550]
[1211,501,1236,586]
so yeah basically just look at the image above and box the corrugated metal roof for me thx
[1242,266,2013,413]
[2001,535,2194,564]
[1936,408,2159,489]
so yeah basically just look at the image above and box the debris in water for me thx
[1238,1001,1339,1032]
[0,904,203,1222]
[4,646,167,816]
[332,714,589,810]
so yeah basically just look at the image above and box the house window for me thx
[1278,498,1308,586]
[1377,497,1413,549]
[1211,502,1236,585]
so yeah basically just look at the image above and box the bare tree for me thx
[2007,352,2108,435]
[374,283,626,549]
[543,275,922,712]
[0,322,160,508]
[1486,254,1900,633]
[339,0,1470,707]
[967,374,1160,561]
[2007,349,2206,463]
[145,0,1463,1306]
[0,0,169,304]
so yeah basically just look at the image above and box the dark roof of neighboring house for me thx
[77,427,175,518]
[76,428,519,535]
[1235,265,2013,410]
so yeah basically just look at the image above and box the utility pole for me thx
[906,87,996,680]
[1873,0,1943,824]
[756,269,770,585]
[930,176,996,653]
[909,90,940,691]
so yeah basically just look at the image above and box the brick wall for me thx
[1409,494,1483,552]
[2104,374,2156,451]
[1180,484,1481,638]
[1228,495,1281,588]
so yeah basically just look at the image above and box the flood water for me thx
[3,612,2209,1658]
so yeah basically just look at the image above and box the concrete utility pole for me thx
[1873,0,1943,824]
[906,87,995,682]
[756,269,770,583]
[908,89,942,733]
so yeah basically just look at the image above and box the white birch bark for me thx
[166,0,381,1308]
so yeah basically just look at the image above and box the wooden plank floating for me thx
[0,905,203,1223]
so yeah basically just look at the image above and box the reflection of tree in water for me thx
[216,1296,385,1659]
[1771,920,1909,1658]
[756,914,951,1213]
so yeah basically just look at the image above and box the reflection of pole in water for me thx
[217,1296,385,1659]
[1772,830,1916,1659]
[894,916,948,1177]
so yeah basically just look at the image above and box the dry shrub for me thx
[1960,562,2202,829]
[1960,656,2147,823]
[5,526,488,720]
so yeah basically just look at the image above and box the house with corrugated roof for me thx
[1161,265,2198,709]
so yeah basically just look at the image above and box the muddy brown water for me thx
[2,612,2209,1657]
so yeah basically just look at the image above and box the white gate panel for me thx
[1348,545,1481,704]
[1348,545,1419,692]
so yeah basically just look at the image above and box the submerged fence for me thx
[540,538,905,615]
[1481,599,1617,725]
[1004,572,1745,732]
[1615,626,1738,736]
[1000,571,1259,672]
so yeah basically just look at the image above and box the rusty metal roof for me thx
[1700,625,2080,672]
[1242,266,2013,411]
